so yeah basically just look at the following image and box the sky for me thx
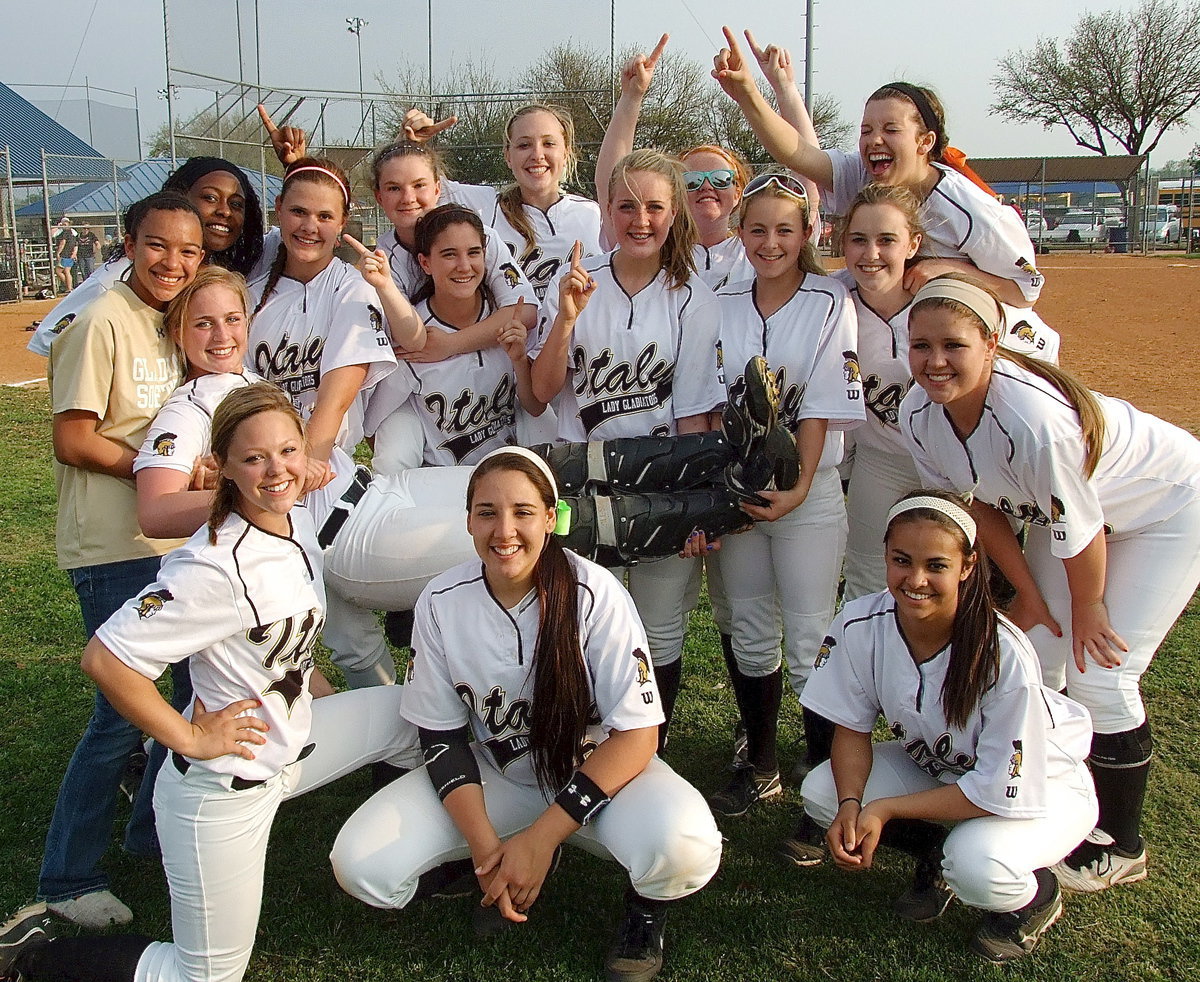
[2,0,1197,167]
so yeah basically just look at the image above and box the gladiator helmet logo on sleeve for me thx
[135,589,174,619]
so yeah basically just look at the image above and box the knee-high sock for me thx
[1089,721,1153,853]
[654,658,683,753]
[16,935,152,982]
[802,706,836,769]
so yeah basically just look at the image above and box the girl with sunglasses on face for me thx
[401,103,602,303]
[701,172,863,818]
[531,149,725,750]
[899,274,1200,896]
[799,490,1096,963]
[712,28,1053,321]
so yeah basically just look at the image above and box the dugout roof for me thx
[968,155,1147,184]
[0,80,111,183]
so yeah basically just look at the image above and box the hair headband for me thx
[475,446,559,501]
[887,495,976,545]
[286,165,351,206]
[881,82,940,139]
[912,278,1003,338]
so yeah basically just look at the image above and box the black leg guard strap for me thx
[1090,721,1153,852]
[531,433,736,495]
[558,489,750,567]
[17,935,153,982]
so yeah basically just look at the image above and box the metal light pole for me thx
[347,17,368,145]
[427,0,434,99]
[162,0,176,163]
[803,0,814,113]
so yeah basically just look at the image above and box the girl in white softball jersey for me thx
[401,103,602,302]
[704,172,862,816]
[363,205,544,469]
[247,158,416,487]
[4,385,417,982]
[713,31,1046,313]
[800,490,1096,963]
[331,448,720,982]
[899,274,1200,895]
[530,149,725,747]
[366,141,542,463]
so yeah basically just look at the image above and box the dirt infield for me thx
[3,253,1198,431]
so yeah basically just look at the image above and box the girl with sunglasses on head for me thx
[596,33,822,294]
[1,384,419,982]
[713,28,1052,319]
[799,490,1096,963]
[401,103,602,303]
[531,148,725,750]
[899,274,1200,895]
[29,157,271,358]
[702,171,863,818]
[330,447,722,982]
[248,157,421,490]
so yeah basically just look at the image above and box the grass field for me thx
[1,385,1198,981]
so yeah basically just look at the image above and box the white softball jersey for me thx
[831,268,912,457]
[95,510,326,782]
[247,257,396,451]
[133,371,264,478]
[401,552,664,788]
[362,298,521,466]
[375,221,538,308]
[900,359,1200,559]
[801,591,1093,819]
[718,272,864,467]
[28,257,128,356]
[691,235,752,292]
[442,179,603,301]
[825,150,1044,304]
[534,253,725,442]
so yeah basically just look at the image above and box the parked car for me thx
[1157,218,1182,244]
[1025,213,1051,236]
[1047,211,1107,244]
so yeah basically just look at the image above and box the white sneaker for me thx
[47,890,132,929]
[1052,829,1147,893]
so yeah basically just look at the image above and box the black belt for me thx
[317,466,373,549]
[171,742,316,791]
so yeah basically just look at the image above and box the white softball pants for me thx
[330,749,722,909]
[1022,497,1200,733]
[842,447,921,602]
[320,467,477,686]
[626,555,702,668]
[717,466,847,694]
[802,742,1098,913]
[133,686,419,982]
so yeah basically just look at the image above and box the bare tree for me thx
[991,0,1200,157]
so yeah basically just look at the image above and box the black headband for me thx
[881,82,940,139]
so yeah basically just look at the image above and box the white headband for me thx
[912,278,1003,338]
[474,446,558,501]
[886,495,977,545]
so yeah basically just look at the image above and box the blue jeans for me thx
[38,555,193,902]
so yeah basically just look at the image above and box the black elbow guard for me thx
[418,725,481,800]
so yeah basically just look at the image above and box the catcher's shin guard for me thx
[530,433,735,494]
[559,488,749,567]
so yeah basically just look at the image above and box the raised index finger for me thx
[743,28,766,61]
[341,233,370,258]
[257,104,278,134]
[571,239,582,269]
[721,26,744,66]
[647,33,669,68]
